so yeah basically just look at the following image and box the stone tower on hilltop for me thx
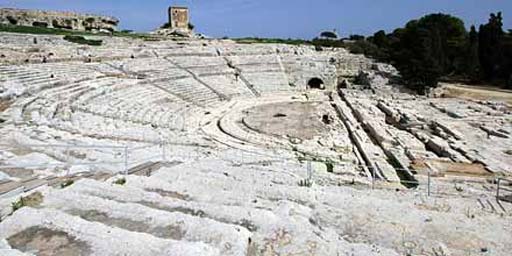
[168,6,189,30]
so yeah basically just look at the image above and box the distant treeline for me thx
[313,13,512,93]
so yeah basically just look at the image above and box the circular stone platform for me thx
[242,101,335,140]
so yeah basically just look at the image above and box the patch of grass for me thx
[0,100,13,112]
[113,177,126,185]
[60,179,74,189]
[11,192,44,213]
[0,23,94,36]
[233,37,310,46]
[112,30,157,40]
[0,24,154,40]
[63,35,102,46]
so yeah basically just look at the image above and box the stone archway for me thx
[307,78,325,90]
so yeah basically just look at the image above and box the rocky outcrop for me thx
[152,27,193,38]
[0,8,118,33]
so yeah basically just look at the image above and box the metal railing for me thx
[0,142,129,175]
[497,178,512,202]
[0,141,508,202]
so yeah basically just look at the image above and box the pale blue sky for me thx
[1,0,511,38]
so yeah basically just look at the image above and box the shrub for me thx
[85,17,96,23]
[349,34,365,41]
[60,179,74,188]
[311,38,345,48]
[160,22,172,29]
[11,199,24,212]
[325,161,334,173]
[113,177,126,185]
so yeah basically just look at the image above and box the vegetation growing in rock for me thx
[63,35,102,46]
[11,192,44,213]
[113,177,127,185]
[325,160,335,173]
[60,179,74,188]
[11,198,25,212]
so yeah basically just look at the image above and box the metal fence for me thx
[0,142,129,176]
[0,141,509,203]
[497,178,512,202]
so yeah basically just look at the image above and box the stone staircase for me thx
[1,177,252,255]
[2,157,512,255]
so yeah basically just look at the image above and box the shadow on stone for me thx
[7,226,91,256]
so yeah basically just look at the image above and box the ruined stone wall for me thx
[281,47,381,91]
[0,8,119,33]
[168,7,189,30]
[283,55,338,90]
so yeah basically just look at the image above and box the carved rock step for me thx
[0,207,219,256]
[66,178,276,232]
[42,188,251,256]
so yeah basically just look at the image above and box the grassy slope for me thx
[0,24,153,39]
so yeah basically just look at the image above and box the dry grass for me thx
[0,100,12,112]
[412,159,492,178]
[440,83,512,105]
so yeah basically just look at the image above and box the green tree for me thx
[388,13,467,93]
[393,21,442,93]
[320,31,338,39]
[353,12,511,89]
[503,30,512,88]
[464,25,481,81]
[478,12,504,81]
[371,30,389,48]
[349,34,365,41]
